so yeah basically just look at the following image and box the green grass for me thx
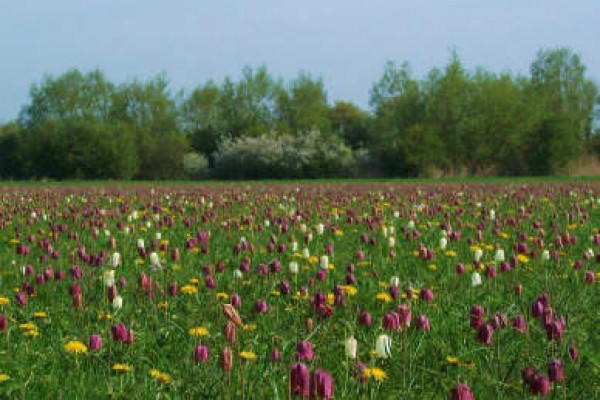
[0,182,599,398]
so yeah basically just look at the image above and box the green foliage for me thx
[1,47,598,180]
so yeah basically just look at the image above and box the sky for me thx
[1,0,599,122]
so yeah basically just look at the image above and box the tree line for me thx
[0,47,598,180]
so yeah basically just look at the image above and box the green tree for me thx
[328,101,370,149]
[276,72,331,135]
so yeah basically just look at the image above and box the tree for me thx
[276,72,331,135]
[530,48,597,140]
[0,122,27,179]
[328,101,370,149]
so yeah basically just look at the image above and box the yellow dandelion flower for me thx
[334,230,344,236]
[285,306,296,312]
[64,340,88,354]
[239,351,256,361]
[189,278,200,285]
[499,232,509,239]
[188,326,209,337]
[0,373,9,382]
[412,250,420,257]
[172,264,182,271]
[308,256,319,264]
[428,264,437,271]
[0,297,10,306]
[9,239,19,244]
[328,263,335,270]
[271,290,281,297]
[191,247,200,254]
[181,285,198,295]
[370,367,387,382]
[363,368,387,382]
[326,293,335,305]
[24,329,39,337]
[135,258,145,265]
[242,324,257,332]
[446,356,460,365]
[375,293,392,303]
[445,250,457,257]
[149,369,172,384]
[379,281,389,289]
[293,252,303,258]
[215,292,229,300]
[20,322,37,331]
[158,302,169,310]
[517,254,529,264]
[112,364,132,373]
[34,311,47,318]
[357,260,370,267]
[341,285,358,296]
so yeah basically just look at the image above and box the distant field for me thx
[0,181,598,398]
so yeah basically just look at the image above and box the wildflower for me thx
[270,347,282,363]
[89,334,103,351]
[254,300,268,314]
[477,323,493,346]
[15,291,28,306]
[194,345,210,363]
[149,252,162,272]
[358,311,372,326]
[220,347,233,372]
[585,271,595,284]
[149,369,172,384]
[0,297,9,306]
[112,295,123,310]
[439,237,448,250]
[64,340,88,354]
[375,292,392,303]
[239,351,256,361]
[416,315,431,331]
[110,252,121,268]
[180,285,198,295]
[446,356,460,365]
[396,304,412,328]
[291,363,310,398]
[112,364,132,373]
[362,367,387,382]
[345,336,358,359]
[375,334,392,358]
[474,248,483,262]
[0,315,7,331]
[471,272,482,287]
[289,261,299,274]
[548,360,564,383]
[311,369,334,399]
[224,321,237,345]
[568,346,579,361]
[450,383,474,400]
[420,288,434,301]
[530,374,551,395]
[296,341,314,361]
[382,312,400,331]
[512,315,527,333]
[188,326,209,337]
[33,311,47,318]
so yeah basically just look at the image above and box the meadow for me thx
[0,181,598,399]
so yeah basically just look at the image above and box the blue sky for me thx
[1,0,599,122]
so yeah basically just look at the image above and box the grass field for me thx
[0,180,599,398]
